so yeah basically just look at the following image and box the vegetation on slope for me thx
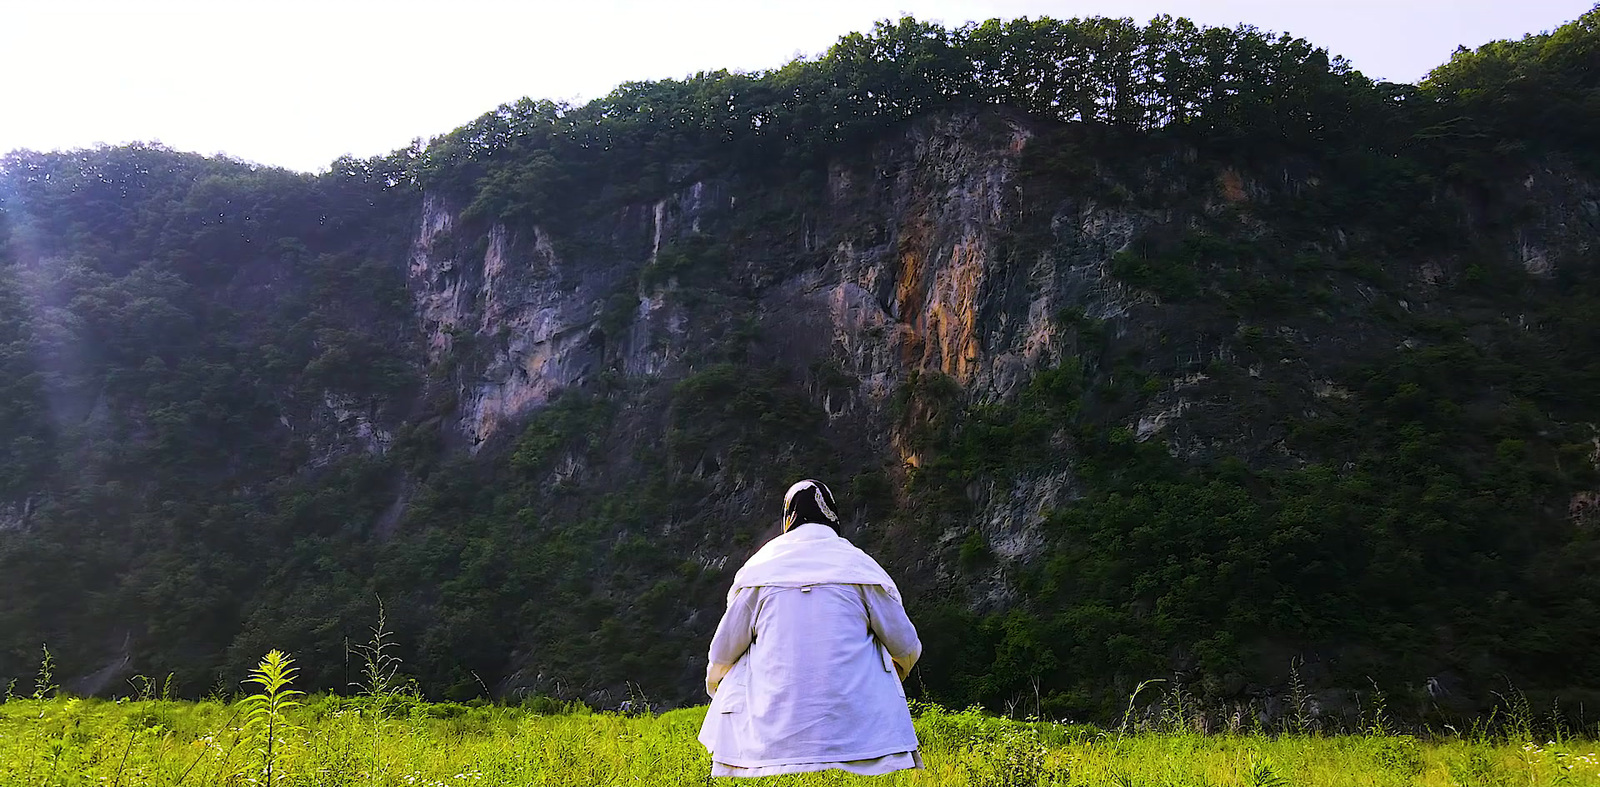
[0,6,1596,724]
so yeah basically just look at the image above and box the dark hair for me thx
[784,481,839,531]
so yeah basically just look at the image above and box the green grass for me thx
[1,697,1598,786]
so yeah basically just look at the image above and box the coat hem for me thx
[705,742,923,769]
[712,749,923,777]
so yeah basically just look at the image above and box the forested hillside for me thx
[1,8,1597,724]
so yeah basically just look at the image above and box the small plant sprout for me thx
[1287,657,1312,735]
[242,650,304,787]
[1119,678,1165,738]
[1244,754,1291,787]
[129,674,157,702]
[32,644,57,700]
[1364,677,1392,737]
[350,598,405,699]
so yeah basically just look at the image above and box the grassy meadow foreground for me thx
[1,696,1598,787]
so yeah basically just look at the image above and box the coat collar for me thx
[785,522,838,540]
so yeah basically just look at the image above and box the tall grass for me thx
[3,696,1600,785]
[2,642,1597,785]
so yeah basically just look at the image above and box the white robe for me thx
[698,523,923,775]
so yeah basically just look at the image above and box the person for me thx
[698,479,923,778]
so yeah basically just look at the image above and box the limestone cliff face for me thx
[1510,168,1599,276]
[401,110,1600,702]
[409,196,607,449]
[405,112,1157,578]
[794,114,1152,591]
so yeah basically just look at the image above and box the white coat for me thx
[698,523,922,775]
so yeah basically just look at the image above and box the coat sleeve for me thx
[862,584,922,680]
[706,586,758,697]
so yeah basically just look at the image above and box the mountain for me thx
[1,10,1597,723]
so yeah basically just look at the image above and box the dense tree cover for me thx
[1418,8,1600,169]
[409,5,1598,242]
[412,12,1395,227]
[0,6,1597,723]
[0,144,422,691]
[908,344,1600,720]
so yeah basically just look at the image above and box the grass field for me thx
[2,695,1598,786]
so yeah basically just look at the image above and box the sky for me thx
[3,0,1593,173]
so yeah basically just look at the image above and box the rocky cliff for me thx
[378,108,1600,714]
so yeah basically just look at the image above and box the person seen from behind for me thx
[698,479,923,777]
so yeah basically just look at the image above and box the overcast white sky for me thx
[3,0,1593,173]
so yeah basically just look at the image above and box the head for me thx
[782,479,840,533]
